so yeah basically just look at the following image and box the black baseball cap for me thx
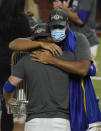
[49,8,68,28]
[33,23,50,39]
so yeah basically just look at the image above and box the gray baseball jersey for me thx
[71,0,99,47]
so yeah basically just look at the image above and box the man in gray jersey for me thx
[3,8,93,131]
[52,0,99,62]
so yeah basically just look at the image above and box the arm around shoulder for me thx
[48,56,90,76]
[9,38,42,51]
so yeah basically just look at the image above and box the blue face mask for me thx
[51,29,66,43]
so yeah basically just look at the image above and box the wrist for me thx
[39,41,44,47]
[48,56,57,65]
[31,41,42,48]
[63,7,68,12]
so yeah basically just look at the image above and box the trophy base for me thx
[8,104,27,115]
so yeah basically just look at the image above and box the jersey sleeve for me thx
[12,57,25,79]
[75,33,92,61]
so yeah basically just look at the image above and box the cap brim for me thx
[49,20,66,28]
[34,32,50,38]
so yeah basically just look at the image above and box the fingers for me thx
[31,46,63,57]
[31,50,43,57]
[32,58,48,64]
[32,50,41,54]
[63,0,70,8]
[30,53,39,58]
[31,50,50,56]
[6,98,17,114]
[30,50,51,64]
[9,98,17,105]
[47,47,56,56]
[55,46,63,56]
[53,2,62,9]
[30,51,43,61]
[40,42,63,56]
[32,58,40,62]
[49,46,59,56]
[49,44,63,56]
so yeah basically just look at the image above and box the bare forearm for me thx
[63,8,83,25]
[9,38,42,51]
[48,57,90,76]
[3,89,14,103]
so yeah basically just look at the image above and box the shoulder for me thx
[75,32,90,48]
[16,54,30,64]
[75,32,89,43]
[75,32,87,40]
